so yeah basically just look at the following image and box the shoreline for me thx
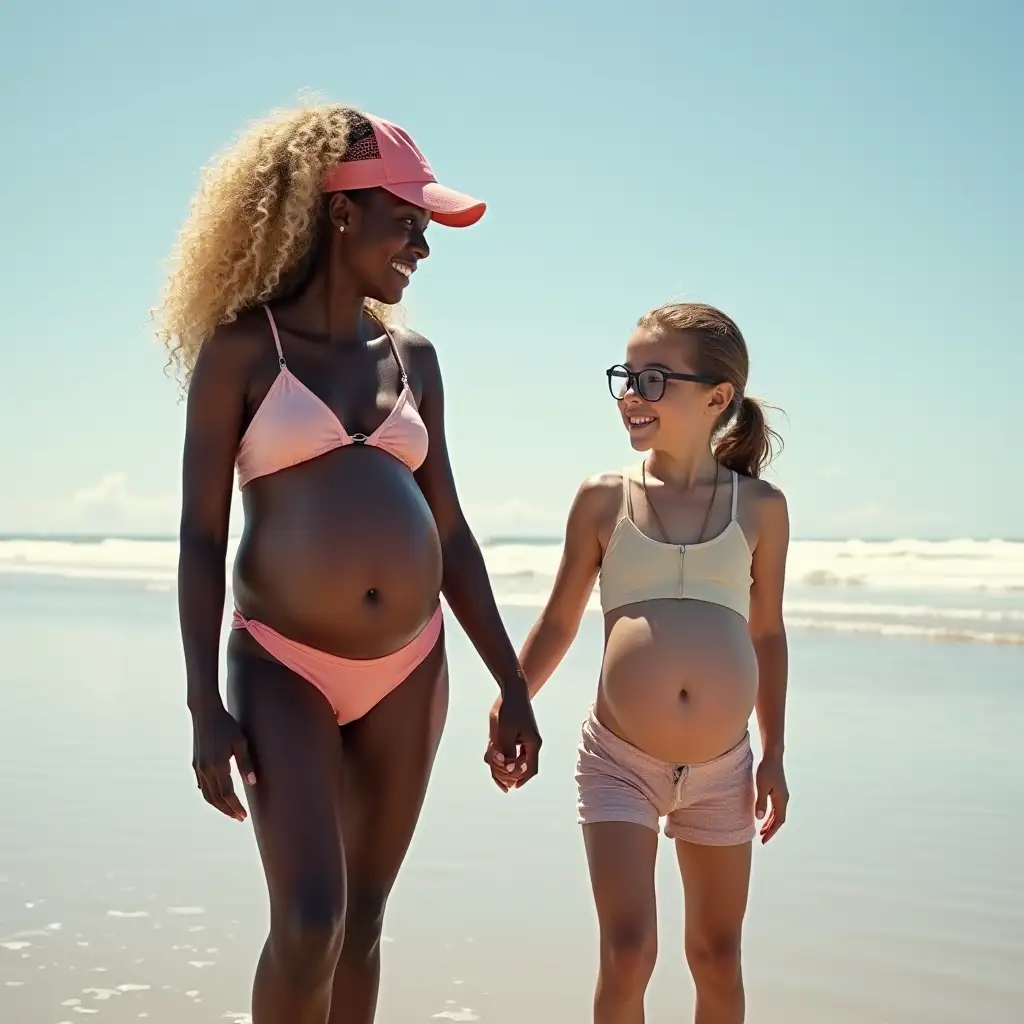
[1,596,1022,1022]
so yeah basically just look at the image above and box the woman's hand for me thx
[485,688,541,790]
[191,703,257,821]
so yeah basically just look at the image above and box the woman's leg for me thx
[226,639,349,1024]
[583,822,660,1024]
[675,840,752,1024]
[327,631,448,1024]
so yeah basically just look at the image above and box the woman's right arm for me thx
[178,324,256,820]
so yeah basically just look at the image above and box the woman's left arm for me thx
[748,483,791,843]
[410,333,543,783]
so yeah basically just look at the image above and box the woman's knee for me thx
[599,919,658,992]
[685,929,742,991]
[340,885,390,962]
[269,879,347,981]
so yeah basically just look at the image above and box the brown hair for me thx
[638,302,783,478]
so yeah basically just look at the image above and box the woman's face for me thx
[331,189,431,305]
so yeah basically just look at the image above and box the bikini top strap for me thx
[622,466,635,522]
[263,306,286,367]
[730,469,739,520]
[368,308,409,387]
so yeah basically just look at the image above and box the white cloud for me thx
[829,501,962,537]
[831,502,886,528]
[48,473,178,535]
[464,498,560,537]
[25,475,553,539]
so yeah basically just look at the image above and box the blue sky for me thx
[0,1,1020,539]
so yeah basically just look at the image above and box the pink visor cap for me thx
[322,114,485,228]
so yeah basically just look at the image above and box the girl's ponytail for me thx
[638,303,784,478]
[713,395,782,479]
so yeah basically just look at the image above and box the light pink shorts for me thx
[576,709,756,846]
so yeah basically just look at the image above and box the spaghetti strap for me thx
[730,470,739,520]
[367,309,409,387]
[622,466,635,521]
[263,306,286,366]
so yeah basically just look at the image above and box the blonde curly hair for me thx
[154,100,397,386]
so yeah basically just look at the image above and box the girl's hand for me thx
[755,752,789,843]
[483,698,508,789]
[483,739,518,792]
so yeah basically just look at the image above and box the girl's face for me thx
[330,189,431,305]
[610,328,734,453]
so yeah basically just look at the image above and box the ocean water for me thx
[2,535,1023,644]
[0,539,1022,1022]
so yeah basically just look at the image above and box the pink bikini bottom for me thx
[231,605,444,725]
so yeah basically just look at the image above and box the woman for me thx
[156,103,541,1024]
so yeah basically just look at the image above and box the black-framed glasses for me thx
[606,364,719,402]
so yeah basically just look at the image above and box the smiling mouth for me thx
[627,415,657,429]
[390,261,414,279]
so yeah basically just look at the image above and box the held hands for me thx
[191,703,257,822]
[484,686,542,791]
[755,751,789,843]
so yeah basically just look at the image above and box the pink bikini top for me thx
[235,306,429,489]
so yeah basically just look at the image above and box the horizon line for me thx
[1,532,1022,546]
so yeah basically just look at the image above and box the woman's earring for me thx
[338,225,346,234]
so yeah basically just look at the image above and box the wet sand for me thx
[1,575,1022,1022]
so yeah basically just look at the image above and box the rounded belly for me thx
[233,447,443,658]
[598,599,758,763]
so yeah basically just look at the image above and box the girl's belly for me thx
[598,599,758,763]
[233,447,443,658]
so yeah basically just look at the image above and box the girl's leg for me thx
[226,641,349,1024]
[675,841,751,1024]
[328,633,448,1024]
[584,822,659,1024]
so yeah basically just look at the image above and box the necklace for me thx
[641,459,720,546]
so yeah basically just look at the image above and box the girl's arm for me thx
[484,475,610,790]
[517,476,610,698]
[748,483,791,841]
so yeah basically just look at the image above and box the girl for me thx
[157,103,541,1024]
[488,302,789,1023]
